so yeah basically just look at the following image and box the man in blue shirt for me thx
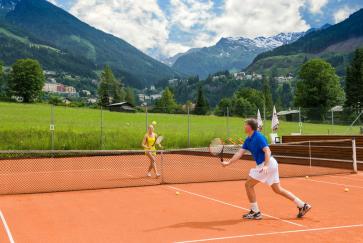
[223,118,311,220]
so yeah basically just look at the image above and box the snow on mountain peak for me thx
[219,32,304,49]
[0,0,20,12]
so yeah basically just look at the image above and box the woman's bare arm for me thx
[141,135,149,149]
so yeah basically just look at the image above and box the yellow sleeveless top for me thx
[145,134,156,150]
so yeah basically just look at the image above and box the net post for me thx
[352,138,358,173]
[50,104,55,156]
[188,107,191,147]
[308,140,312,168]
[160,151,164,184]
[100,106,104,150]
[226,107,230,138]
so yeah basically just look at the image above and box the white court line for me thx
[0,210,15,243]
[167,186,304,227]
[175,224,363,243]
[298,178,363,189]
[324,175,363,182]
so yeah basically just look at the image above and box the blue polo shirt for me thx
[242,131,269,165]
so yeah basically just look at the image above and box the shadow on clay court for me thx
[144,217,286,232]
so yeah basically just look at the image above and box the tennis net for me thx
[0,139,359,194]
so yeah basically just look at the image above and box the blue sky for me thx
[48,0,363,60]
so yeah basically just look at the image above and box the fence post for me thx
[353,138,358,173]
[263,101,266,136]
[187,106,190,147]
[226,106,230,138]
[145,106,149,132]
[50,104,55,151]
[100,106,104,150]
[299,107,302,134]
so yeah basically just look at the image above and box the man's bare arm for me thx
[222,148,245,166]
[262,146,271,166]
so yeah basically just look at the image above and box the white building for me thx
[212,75,226,81]
[275,76,294,83]
[43,82,77,95]
[81,90,91,96]
[168,79,178,85]
[150,94,162,100]
[233,72,245,80]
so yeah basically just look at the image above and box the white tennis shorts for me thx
[249,157,280,186]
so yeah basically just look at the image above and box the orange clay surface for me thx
[0,173,363,243]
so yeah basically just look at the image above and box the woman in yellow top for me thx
[142,124,160,177]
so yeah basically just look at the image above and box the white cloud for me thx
[306,0,328,14]
[334,6,357,23]
[169,0,214,31]
[207,0,309,39]
[70,0,170,55]
[66,0,314,59]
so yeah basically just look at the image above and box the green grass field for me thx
[0,102,360,150]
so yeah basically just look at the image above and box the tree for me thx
[345,48,363,109]
[280,83,293,109]
[294,58,344,120]
[194,86,209,115]
[125,87,136,105]
[269,68,278,102]
[154,87,178,113]
[98,65,125,106]
[232,97,256,117]
[0,61,4,97]
[262,76,273,113]
[215,98,233,116]
[235,87,264,111]
[9,59,45,103]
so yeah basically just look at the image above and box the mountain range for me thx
[0,0,179,88]
[170,32,305,79]
[247,9,363,76]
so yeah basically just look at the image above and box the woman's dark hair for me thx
[245,118,258,131]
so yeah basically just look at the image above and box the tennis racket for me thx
[209,138,225,162]
[153,136,164,147]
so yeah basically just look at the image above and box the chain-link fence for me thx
[0,103,362,150]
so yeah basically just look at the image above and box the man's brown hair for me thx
[245,118,258,131]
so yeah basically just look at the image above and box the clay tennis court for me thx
[0,148,362,243]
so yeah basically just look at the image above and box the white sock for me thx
[250,202,259,212]
[293,198,305,208]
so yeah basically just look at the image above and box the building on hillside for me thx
[43,82,77,95]
[253,73,263,80]
[87,98,98,104]
[150,85,156,91]
[43,82,59,93]
[168,78,178,85]
[81,90,91,96]
[44,70,57,76]
[64,85,76,94]
[150,94,162,100]
[233,72,245,80]
[212,75,226,81]
[275,76,294,83]
[138,94,150,103]
[107,102,136,112]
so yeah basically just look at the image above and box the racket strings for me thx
[209,138,224,156]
